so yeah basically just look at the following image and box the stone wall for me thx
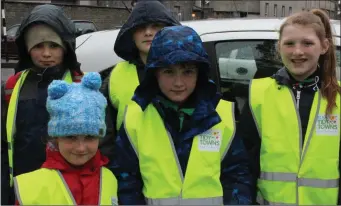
[2,1,131,30]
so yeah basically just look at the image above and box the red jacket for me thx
[16,145,109,205]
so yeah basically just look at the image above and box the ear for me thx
[321,38,330,55]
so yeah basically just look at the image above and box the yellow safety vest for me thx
[109,61,140,130]
[14,167,118,205]
[6,69,77,187]
[123,99,235,205]
[249,78,340,205]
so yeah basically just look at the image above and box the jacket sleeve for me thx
[99,74,117,159]
[1,83,13,205]
[236,100,261,204]
[108,123,146,205]
[220,132,254,205]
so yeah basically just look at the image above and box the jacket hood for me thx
[114,0,180,61]
[272,67,322,89]
[42,142,108,171]
[15,4,80,73]
[133,25,219,110]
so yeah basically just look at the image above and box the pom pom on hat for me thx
[82,72,102,90]
[48,80,70,100]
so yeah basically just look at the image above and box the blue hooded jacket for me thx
[109,26,253,205]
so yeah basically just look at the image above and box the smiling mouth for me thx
[291,59,307,64]
[172,90,185,93]
[41,61,54,65]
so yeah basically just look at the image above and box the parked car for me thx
[1,24,20,60]
[73,20,98,37]
[1,20,97,60]
[76,18,341,116]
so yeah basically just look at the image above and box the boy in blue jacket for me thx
[110,25,253,205]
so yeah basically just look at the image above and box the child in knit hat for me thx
[13,72,118,205]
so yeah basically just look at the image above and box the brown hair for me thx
[279,9,340,115]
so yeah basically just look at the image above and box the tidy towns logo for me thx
[198,129,222,152]
[316,114,339,135]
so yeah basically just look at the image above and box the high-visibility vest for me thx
[14,167,118,205]
[123,99,235,205]
[5,69,81,187]
[109,61,140,130]
[249,77,340,205]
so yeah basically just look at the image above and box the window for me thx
[215,40,283,113]
[289,6,292,15]
[265,3,269,16]
[282,6,285,17]
[6,25,19,37]
[274,4,277,17]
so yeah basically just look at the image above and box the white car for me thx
[76,18,341,114]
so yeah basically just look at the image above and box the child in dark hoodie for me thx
[99,0,181,159]
[110,25,253,205]
[14,72,117,205]
[1,4,84,205]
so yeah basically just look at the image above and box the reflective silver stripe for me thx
[260,171,296,181]
[8,142,11,150]
[300,91,321,165]
[56,170,77,205]
[289,89,303,158]
[248,81,262,137]
[5,89,13,95]
[13,177,24,205]
[289,89,303,205]
[221,103,236,160]
[166,130,184,181]
[9,167,13,174]
[260,171,339,188]
[298,178,339,188]
[264,199,296,205]
[147,197,223,205]
[123,106,139,157]
[98,168,103,205]
[73,75,82,81]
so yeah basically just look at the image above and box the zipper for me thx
[295,84,303,109]
[296,90,301,109]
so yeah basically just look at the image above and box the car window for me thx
[74,22,96,31]
[215,40,283,116]
[7,25,19,37]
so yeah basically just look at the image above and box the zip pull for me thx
[296,84,303,109]
[296,89,301,109]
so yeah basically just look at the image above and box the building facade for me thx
[192,0,338,20]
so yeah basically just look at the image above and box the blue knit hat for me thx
[46,72,107,138]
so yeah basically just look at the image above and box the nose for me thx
[173,73,185,87]
[293,44,304,55]
[74,140,86,153]
[42,46,52,58]
[144,25,153,36]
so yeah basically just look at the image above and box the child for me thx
[111,25,253,205]
[2,4,84,204]
[239,9,340,205]
[13,73,118,205]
